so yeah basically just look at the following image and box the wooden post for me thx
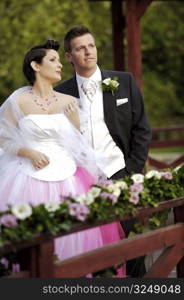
[174,204,184,278]
[126,0,153,90]
[36,240,55,277]
[17,240,55,277]
[111,0,126,71]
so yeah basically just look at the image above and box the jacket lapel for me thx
[101,70,117,136]
[67,75,80,98]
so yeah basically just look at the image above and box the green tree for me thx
[0,0,92,102]
[0,0,183,128]
[141,0,184,125]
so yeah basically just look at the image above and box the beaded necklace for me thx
[29,89,59,112]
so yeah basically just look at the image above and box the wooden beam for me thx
[111,0,126,70]
[36,240,55,278]
[126,0,153,90]
[136,0,154,20]
[147,157,168,169]
[54,223,184,277]
[150,140,184,148]
[7,271,30,278]
[174,205,184,278]
[148,155,184,169]
[126,0,142,89]
[144,244,184,278]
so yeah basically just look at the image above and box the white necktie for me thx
[81,80,98,102]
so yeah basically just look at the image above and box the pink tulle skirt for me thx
[0,163,125,277]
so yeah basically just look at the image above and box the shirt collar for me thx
[76,65,102,87]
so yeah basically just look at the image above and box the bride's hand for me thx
[64,100,80,130]
[17,148,49,170]
[30,150,50,170]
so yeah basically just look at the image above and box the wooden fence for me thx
[148,127,184,169]
[1,197,184,278]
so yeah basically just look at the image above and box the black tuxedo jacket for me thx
[54,69,152,174]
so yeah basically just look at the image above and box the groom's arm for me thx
[124,73,152,174]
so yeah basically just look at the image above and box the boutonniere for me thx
[102,77,119,96]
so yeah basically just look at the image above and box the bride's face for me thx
[37,49,62,83]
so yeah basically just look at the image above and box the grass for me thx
[150,146,184,154]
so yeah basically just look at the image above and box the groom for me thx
[55,25,152,276]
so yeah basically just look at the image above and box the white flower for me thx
[75,193,93,205]
[11,202,32,220]
[111,80,119,88]
[75,193,87,204]
[102,78,111,85]
[173,164,183,172]
[102,78,119,88]
[76,187,101,206]
[45,202,60,212]
[145,170,162,179]
[107,184,121,197]
[89,187,101,198]
[131,173,144,183]
[114,181,128,190]
[102,77,119,95]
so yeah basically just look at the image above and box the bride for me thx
[0,40,125,276]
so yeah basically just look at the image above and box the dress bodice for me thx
[18,114,77,181]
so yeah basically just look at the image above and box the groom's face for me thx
[66,33,97,76]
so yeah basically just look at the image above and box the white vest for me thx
[76,66,125,178]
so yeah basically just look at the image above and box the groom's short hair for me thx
[64,25,93,53]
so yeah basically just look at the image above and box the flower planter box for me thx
[4,271,30,278]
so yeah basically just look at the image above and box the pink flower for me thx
[12,263,20,274]
[98,179,113,187]
[161,172,173,180]
[0,214,17,228]
[68,203,80,216]
[101,192,118,204]
[129,192,139,205]
[68,203,89,221]
[77,205,90,221]
[0,257,9,269]
[130,183,143,194]
[60,195,71,203]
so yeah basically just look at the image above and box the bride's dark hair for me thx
[23,39,60,85]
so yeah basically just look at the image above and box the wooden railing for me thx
[148,127,184,169]
[1,197,184,278]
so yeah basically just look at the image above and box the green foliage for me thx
[89,1,112,69]
[0,0,111,103]
[143,72,181,126]
[0,166,183,277]
[133,209,170,237]
[0,0,183,125]
[92,262,123,278]
[141,1,184,125]
[0,166,183,250]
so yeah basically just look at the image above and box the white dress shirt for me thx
[76,66,125,178]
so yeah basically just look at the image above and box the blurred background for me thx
[0,0,183,129]
[0,1,183,279]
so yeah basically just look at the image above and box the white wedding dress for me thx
[0,87,125,276]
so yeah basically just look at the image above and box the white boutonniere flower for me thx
[102,77,119,96]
